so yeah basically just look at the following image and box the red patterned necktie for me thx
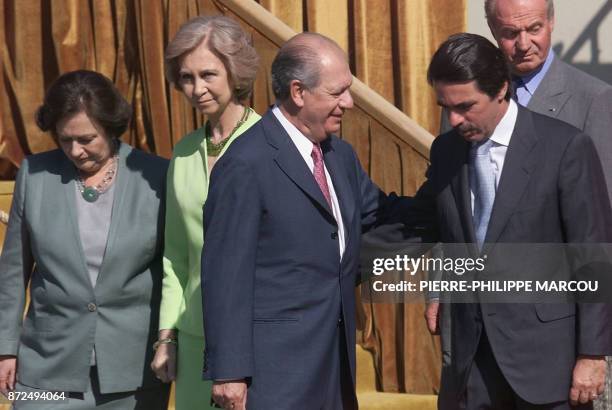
[311,142,332,208]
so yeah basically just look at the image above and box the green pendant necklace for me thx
[206,107,250,157]
[76,154,118,202]
[82,186,100,202]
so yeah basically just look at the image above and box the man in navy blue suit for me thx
[201,32,398,409]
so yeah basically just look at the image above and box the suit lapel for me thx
[322,139,355,239]
[528,57,571,117]
[61,158,94,289]
[263,111,336,220]
[96,143,131,282]
[485,108,539,244]
[449,137,476,244]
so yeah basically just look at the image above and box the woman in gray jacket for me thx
[0,70,169,409]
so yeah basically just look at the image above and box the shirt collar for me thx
[515,49,555,95]
[487,99,518,148]
[271,105,315,160]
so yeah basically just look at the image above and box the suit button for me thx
[87,303,97,312]
[331,232,338,239]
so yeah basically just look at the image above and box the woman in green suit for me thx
[0,70,170,409]
[149,15,260,409]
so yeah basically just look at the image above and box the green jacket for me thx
[159,109,261,336]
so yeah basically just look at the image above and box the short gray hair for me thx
[485,0,554,24]
[271,33,342,101]
[165,15,259,101]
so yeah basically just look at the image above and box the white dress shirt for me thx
[470,99,519,214]
[272,106,346,259]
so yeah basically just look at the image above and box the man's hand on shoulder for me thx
[212,379,247,409]
[569,355,606,405]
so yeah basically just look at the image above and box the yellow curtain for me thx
[0,0,465,395]
[0,0,227,177]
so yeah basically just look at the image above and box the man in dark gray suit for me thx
[434,1,612,407]
[419,33,612,409]
[487,2,612,405]
[428,0,612,408]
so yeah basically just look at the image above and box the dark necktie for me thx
[513,77,530,106]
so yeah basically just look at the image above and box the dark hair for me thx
[36,70,131,140]
[271,32,342,101]
[427,33,512,101]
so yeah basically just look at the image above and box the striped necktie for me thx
[311,142,332,208]
[470,139,495,249]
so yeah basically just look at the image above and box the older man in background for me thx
[486,0,612,203]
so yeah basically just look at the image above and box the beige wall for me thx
[467,0,612,84]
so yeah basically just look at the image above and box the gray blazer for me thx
[0,143,168,394]
[527,56,612,204]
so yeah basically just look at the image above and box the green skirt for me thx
[175,331,214,410]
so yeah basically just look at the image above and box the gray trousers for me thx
[438,306,612,410]
[438,302,455,409]
[12,367,169,410]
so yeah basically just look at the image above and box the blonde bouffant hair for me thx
[165,15,259,101]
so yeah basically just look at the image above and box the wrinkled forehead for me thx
[492,0,551,26]
[318,55,353,89]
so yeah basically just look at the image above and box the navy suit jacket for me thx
[201,110,392,408]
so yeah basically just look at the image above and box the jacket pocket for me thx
[253,317,299,323]
[534,303,576,322]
